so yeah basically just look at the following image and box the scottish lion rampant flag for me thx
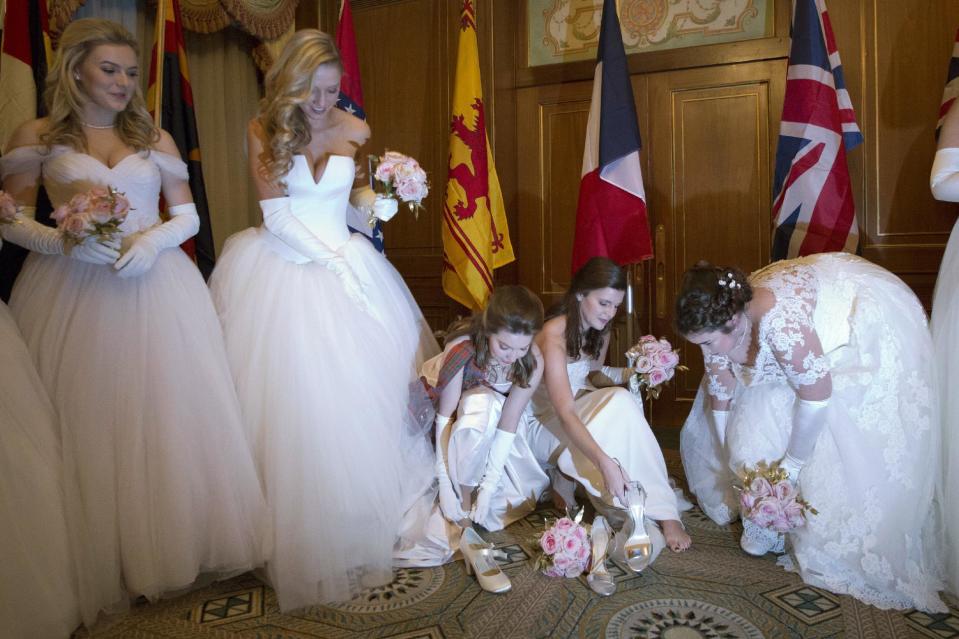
[771,0,862,261]
[442,0,514,310]
[571,0,651,275]
[937,28,959,140]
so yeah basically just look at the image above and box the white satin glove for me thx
[600,365,628,385]
[372,195,398,222]
[711,409,729,448]
[471,429,516,525]
[260,197,366,304]
[781,397,829,482]
[0,206,119,264]
[433,415,468,522]
[114,202,199,278]
[931,147,959,202]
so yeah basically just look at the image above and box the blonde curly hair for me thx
[40,18,158,152]
[257,29,343,183]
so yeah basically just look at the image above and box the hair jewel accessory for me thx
[718,272,741,289]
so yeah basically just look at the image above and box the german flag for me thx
[0,0,53,301]
[147,0,216,278]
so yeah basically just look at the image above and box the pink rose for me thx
[51,204,71,223]
[552,552,572,571]
[647,368,668,386]
[64,214,89,236]
[640,335,657,344]
[88,186,110,199]
[540,530,559,555]
[575,541,590,562]
[564,559,587,578]
[739,489,757,514]
[773,480,796,502]
[770,514,792,533]
[750,496,782,528]
[749,477,774,498]
[68,194,91,215]
[554,517,574,534]
[111,193,131,218]
[89,197,114,223]
[634,355,654,374]
[542,565,563,578]
[563,534,584,556]
[783,499,806,529]
[572,525,588,544]
[658,338,673,350]
[396,178,428,203]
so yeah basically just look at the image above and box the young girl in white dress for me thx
[930,101,959,597]
[0,19,267,627]
[529,258,691,569]
[208,29,440,611]
[677,255,945,612]
[0,237,79,638]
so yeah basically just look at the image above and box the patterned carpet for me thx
[72,452,959,639]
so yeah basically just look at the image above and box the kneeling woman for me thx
[676,254,945,612]
[529,258,691,567]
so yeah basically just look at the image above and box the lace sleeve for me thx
[703,349,736,406]
[765,294,832,399]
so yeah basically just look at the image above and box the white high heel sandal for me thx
[621,481,652,573]
[587,516,616,596]
[460,527,511,594]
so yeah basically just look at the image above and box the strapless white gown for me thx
[0,294,79,638]
[209,154,441,610]
[0,146,267,627]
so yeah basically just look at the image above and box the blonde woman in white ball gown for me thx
[208,30,440,611]
[931,101,959,596]
[0,19,266,626]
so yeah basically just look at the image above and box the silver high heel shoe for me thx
[621,481,652,573]
[586,516,616,596]
[460,527,511,594]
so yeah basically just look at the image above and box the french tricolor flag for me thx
[571,0,652,274]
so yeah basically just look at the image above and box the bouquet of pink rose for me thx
[51,185,130,247]
[532,509,591,578]
[0,190,20,225]
[738,460,817,533]
[625,335,688,400]
[371,150,429,219]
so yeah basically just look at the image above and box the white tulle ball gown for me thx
[681,253,945,612]
[0,291,79,638]
[0,146,267,626]
[209,154,442,611]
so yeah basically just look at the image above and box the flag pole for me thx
[151,0,165,127]
[624,262,635,351]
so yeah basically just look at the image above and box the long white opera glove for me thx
[471,429,516,524]
[711,409,729,448]
[114,202,200,278]
[781,398,829,483]
[434,415,468,522]
[600,365,628,385]
[931,147,959,202]
[2,206,119,264]
[260,197,366,304]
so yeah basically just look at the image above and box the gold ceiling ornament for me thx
[221,0,296,41]
[251,23,294,73]
[48,0,86,37]
[178,0,233,34]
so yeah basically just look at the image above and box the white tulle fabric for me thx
[681,253,946,612]
[930,147,959,597]
[0,299,79,638]
[528,358,686,524]
[0,146,268,627]
[209,154,443,610]
[420,340,550,532]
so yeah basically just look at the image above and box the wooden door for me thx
[646,60,785,427]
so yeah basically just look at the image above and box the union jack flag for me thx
[771,0,862,261]
[937,28,959,140]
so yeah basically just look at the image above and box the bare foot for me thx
[662,519,691,552]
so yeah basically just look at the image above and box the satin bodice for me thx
[285,154,354,251]
[0,145,188,236]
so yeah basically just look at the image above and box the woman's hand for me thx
[598,455,630,506]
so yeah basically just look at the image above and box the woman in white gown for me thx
[677,255,945,612]
[0,19,266,626]
[208,30,440,611]
[425,285,549,533]
[529,258,691,560]
[930,102,959,596]
[0,237,79,638]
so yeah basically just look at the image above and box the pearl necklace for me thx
[81,121,116,130]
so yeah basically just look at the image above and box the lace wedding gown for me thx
[209,154,441,610]
[527,357,690,559]
[0,146,267,626]
[681,253,945,612]
[0,288,79,638]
